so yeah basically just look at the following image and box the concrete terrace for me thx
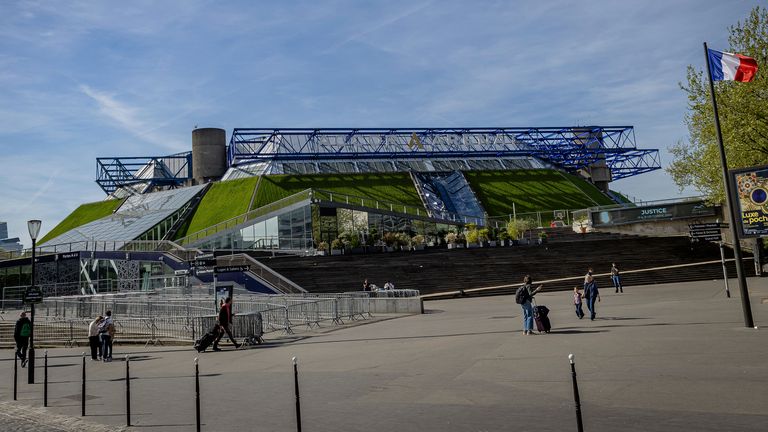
[1,278,768,431]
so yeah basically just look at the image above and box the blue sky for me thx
[0,0,762,246]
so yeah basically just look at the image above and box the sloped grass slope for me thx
[252,173,423,209]
[39,199,125,244]
[176,177,258,238]
[464,170,614,216]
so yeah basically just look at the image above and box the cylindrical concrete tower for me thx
[192,128,227,184]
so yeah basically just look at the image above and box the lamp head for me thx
[27,220,42,241]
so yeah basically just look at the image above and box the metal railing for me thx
[0,290,380,344]
[216,254,306,294]
[177,189,314,246]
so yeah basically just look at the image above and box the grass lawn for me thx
[175,177,259,238]
[464,169,614,217]
[252,173,424,209]
[39,199,125,244]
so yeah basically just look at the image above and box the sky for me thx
[0,0,763,247]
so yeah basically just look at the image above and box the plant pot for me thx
[488,241,497,247]
[447,243,457,249]
[414,244,425,251]
[330,249,343,256]
[351,247,365,254]
[385,246,396,252]
[467,243,481,249]
[316,250,328,256]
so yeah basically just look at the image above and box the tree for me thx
[668,6,768,202]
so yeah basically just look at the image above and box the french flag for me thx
[707,48,758,82]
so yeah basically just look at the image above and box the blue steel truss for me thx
[96,153,192,195]
[227,127,660,180]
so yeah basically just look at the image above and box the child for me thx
[573,286,584,319]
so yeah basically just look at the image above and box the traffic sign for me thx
[214,265,250,274]
[23,286,43,304]
[688,223,728,229]
[174,269,190,276]
[689,229,722,237]
[195,258,217,267]
[691,234,722,242]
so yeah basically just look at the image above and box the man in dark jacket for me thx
[213,297,241,351]
[14,312,31,367]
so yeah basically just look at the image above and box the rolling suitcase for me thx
[534,305,551,333]
[194,326,220,352]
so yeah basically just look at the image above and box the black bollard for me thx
[126,355,131,427]
[44,350,48,407]
[81,352,86,417]
[293,356,302,432]
[569,354,584,432]
[195,357,201,432]
[13,352,18,401]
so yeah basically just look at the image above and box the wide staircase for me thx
[263,235,747,297]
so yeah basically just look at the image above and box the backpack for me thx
[515,286,529,304]
[20,323,31,337]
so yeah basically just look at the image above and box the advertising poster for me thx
[730,165,768,238]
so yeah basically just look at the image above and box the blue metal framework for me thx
[96,153,192,195]
[227,127,660,180]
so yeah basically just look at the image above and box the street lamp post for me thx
[27,219,41,384]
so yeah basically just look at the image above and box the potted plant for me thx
[465,223,481,248]
[349,235,365,254]
[456,232,466,248]
[498,229,509,247]
[478,228,491,247]
[330,238,344,255]
[316,241,328,256]
[383,232,398,252]
[393,232,408,251]
[445,232,458,249]
[537,230,548,245]
[506,220,520,246]
[411,234,426,251]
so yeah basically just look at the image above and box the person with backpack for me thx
[14,312,31,367]
[515,275,542,335]
[99,311,115,362]
[584,269,601,320]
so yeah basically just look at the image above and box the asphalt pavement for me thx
[1,277,767,431]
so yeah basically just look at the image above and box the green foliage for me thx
[478,228,490,241]
[330,238,344,250]
[411,234,425,245]
[669,6,768,202]
[252,173,423,209]
[40,199,125,244]
[176,177,258,238]
[465,225,480,244]
[464,170,613,218]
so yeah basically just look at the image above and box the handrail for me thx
[218,253,306,294]
[0,240,191,261]
[311,189,486,226]
[176,189,314,246]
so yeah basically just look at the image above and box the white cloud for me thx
[79,84,186,152]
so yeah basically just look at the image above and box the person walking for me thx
[14,312,31,367]
[362,279,371,292]
[88,316,104,361]
[611,263,623,293]
[213,297,241,351]
[99,311,115,362]
[583,269,601,320]
[573,286,584,319]
[515,275,542,335]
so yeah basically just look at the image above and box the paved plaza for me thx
[1,277,768,431]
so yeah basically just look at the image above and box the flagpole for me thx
[703,42,755,328]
